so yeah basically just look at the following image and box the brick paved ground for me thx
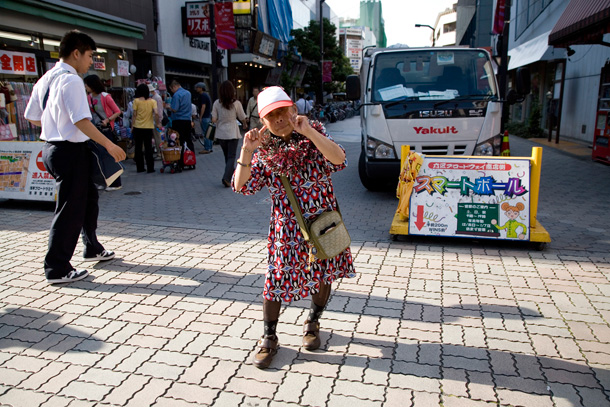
[0,118,609,406]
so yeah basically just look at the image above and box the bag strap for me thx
[42,69,70,110]
[280,175,311,241]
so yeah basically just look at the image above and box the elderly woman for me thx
[233,86,356,369]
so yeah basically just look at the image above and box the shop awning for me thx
[0,0,146,40]
[508,31,564,70]
[549,0,610,48]
[231,53,277,68]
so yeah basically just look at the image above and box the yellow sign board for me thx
[233,0,251,14]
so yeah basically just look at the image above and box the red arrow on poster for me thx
[414,205,426,230]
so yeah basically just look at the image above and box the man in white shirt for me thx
[295,93,307,115]
[25,30,126,285]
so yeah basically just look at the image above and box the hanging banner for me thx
[233,0,251,15]
[186,1,212,37]
[215,2,238,49]
[117,60,129,77]
[0,142,56,202]
[0,51,38,76]
[408,156,530,240]
[322,60,332,83]
[492,0,506,35]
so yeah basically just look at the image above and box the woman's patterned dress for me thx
[233,131,356,303]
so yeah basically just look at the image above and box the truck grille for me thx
[421,145,468,155]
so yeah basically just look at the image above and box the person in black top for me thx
[195,82,213,153]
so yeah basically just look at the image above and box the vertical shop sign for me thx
[322,61,332,83]
[0,51,38,76]
[408,157,531,240]
[186,1,211,37]
[215,1,237,49]
[0,142,56,201]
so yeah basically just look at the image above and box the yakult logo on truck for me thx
[414,126,459,134]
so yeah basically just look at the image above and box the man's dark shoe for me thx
[83,250,115,262]
[47,269,89,285]
[252,335,279,369]
[303,320,321,351]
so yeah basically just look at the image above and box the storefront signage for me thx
[233,0,251,14]
[253,31,278,59]
[0,142,55,202]
[189,38,210,51]
[408,157,530,240]
[117,60,129,77]
[0,51,38,76]
[186,1,211,37]
[93,56,106,71]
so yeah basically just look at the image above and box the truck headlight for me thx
[366,137,396,159]
[474,135,502,156]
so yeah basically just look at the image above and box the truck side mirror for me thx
[516,67,531,96]
[346,75,361,101]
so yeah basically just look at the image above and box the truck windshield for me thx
[371,49,497,103]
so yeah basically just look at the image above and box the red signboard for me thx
[215,2,237,49]
[186,1,211,37]
[0,51,38,76]
[493,0,506,35]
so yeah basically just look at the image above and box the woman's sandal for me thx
[252,335,279,369]
[302,320,321,351]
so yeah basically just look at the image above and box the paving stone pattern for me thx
[0,118,609,406]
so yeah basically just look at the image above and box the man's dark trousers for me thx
[172,119,194,166]
[42,141,104,279]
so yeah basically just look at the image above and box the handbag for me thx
[280,176,351,260]
[206,123,216,141]
[88,140,124,187]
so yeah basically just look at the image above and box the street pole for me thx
[415,24,435,47]
[210,1,219,101]
[319,0,325,105]
[498,0,511,134]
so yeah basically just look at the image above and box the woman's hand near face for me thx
[243,125,268,151]
[289,114,313,136]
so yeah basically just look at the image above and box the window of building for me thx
[443,22,456,34]
[515,0,554,39]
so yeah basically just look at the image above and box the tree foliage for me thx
[288,18,353,98]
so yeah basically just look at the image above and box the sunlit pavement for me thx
[1,117,609,406]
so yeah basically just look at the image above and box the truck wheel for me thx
[358,150,385,191]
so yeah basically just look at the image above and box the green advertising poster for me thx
[408,157,530,240]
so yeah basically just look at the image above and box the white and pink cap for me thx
[257,86,293,119]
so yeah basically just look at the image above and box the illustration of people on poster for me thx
[408,157,530,240]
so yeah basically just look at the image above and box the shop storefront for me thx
[0,0,145,200]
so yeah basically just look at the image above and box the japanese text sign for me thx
[186,1,211,37]
[0,51,38,76]
[408,157,530,240]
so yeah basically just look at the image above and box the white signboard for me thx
[117,60,130,77]
[0,50,38,76]
[408,157,530,240]
[0,142,56,201]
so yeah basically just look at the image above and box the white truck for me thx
[346,46,527,190]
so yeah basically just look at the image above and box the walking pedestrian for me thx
[233,86,355,369]
[148,84,164,158]
[84,74,122,190]
[194,82,213,154]
[245,86,261,130]
[131,83,158,173]
[165,79,193,168]
[24,29,126,284]
[211,80,247,187]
